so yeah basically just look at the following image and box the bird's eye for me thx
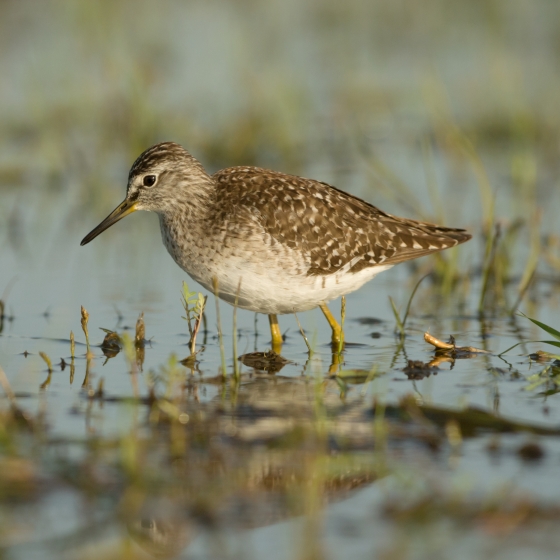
[143,175,157,187]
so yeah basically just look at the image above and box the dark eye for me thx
[143,175,157,187]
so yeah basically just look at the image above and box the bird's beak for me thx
[80,199,138,246]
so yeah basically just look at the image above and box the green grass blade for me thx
[388,296,403,335]
[401,274,428,329]
[519,312,560,341]
[499,339,560,357]
[541,341,560,349]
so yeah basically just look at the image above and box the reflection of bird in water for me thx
[81,142,470,353]
[121,376,381,558]
[126,464,375,559]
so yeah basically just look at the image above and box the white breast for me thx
[159,214,392,315]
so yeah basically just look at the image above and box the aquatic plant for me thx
[181,281,207,356]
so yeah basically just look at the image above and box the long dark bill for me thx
[80,199,138,246]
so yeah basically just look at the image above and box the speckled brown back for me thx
[212,167,471,276]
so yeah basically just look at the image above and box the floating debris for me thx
[403,360,439,379]
[424,332,491,357]
[239,351,291,374]
[100,328,122,359]
[529,350,558,363]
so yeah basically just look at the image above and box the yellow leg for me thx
[327,350,343,376]
[268,314,283,354]
[319,303,343,347]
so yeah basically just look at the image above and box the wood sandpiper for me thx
[81,142,471,352]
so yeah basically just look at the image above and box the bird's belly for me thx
[174,251,391,314]
[159,222,391,314]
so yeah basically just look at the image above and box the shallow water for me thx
[1,1,560,559]
[2,187,560,559]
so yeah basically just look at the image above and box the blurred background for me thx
[1,0,558,318]
[1,2,560,557]
[2,0,559,232]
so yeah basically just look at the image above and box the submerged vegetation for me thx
[181,281,207,356]
[0,0,560,558]
[0,286,559,556]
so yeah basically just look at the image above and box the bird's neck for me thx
[156,179,218,271]
[157,179,216,271]
[158,176,216,223]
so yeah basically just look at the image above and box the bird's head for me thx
[81,142,211,246]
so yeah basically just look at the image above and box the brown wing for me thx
[212,167,471,276]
